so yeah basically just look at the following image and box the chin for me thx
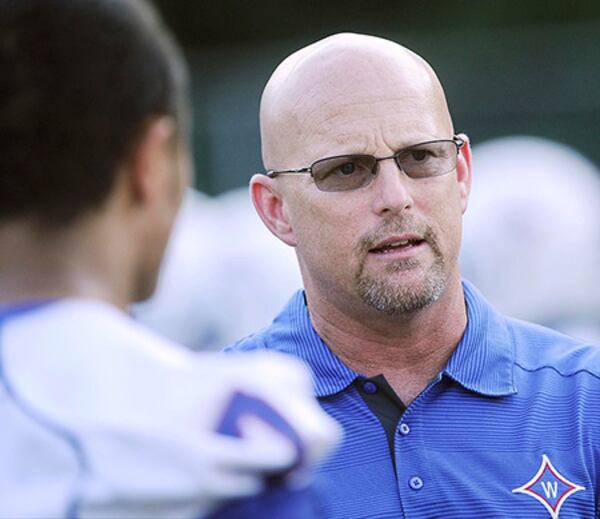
[356,264,449,315]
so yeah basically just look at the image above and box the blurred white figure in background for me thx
[133,188,303,350]
[461,135,600,342]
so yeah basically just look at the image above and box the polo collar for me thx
[444,281,517,397]
[270,291,362,397]
[274,280,516,398]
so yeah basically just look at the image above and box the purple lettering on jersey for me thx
[216,390,304,471]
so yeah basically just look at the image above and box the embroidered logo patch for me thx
[512,454,585,519]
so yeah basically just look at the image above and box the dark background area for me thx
[154,1,600,194]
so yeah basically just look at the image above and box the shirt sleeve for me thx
[3,306,341,519]
[74,351,341,518]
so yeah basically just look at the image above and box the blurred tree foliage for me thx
[155,0,600,46]
[153,1,600,193]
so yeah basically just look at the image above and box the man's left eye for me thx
[410,149,429,161]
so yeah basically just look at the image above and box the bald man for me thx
[226,33,600,518]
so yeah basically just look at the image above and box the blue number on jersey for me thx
[208,390,317,519]
[217,390,304,468]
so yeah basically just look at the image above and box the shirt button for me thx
[409,476,424,490]
[399,423,410,435]
[362,381,378,394]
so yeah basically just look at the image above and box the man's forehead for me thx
[295,99,445,159]
[265,33,432,110]
[260,33,452,169]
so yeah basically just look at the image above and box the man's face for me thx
[276,72,470,316]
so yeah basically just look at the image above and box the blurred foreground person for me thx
[227,33,600,518]
[462,136,600,342]
[133,187,302,350]
[0,1,338,517]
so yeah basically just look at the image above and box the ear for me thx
[127,116,178,204]
[455,133,473,214]
[250,174,297,247]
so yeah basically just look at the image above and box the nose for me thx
[370,157,414,215]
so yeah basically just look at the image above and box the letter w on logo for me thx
[541,481,558,499]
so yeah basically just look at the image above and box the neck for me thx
[0,216,137,310]
[306,274,467,404]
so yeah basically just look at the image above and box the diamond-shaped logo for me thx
[512,454,585,519]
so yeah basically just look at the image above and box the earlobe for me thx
[250,175,297,247]
[456,133,473,214]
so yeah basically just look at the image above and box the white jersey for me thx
[0,299,339,519]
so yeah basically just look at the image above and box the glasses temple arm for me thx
[265,167,311,177]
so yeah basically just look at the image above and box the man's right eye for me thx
[315,156,370,183]
[337,162,357,176]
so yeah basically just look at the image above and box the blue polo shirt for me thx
[226,281,600,518]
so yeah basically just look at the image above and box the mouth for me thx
[369,235,426,255]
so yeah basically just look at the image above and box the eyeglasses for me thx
[265,136,465,192]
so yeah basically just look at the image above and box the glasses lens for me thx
[396,141,457,178]
[311,155,377,192]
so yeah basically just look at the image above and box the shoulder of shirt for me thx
[224,321,293,355]
[4,297,193,362]
[223,291,305,355]
[3,299,313,423]
[1,299,334,519]
[225,328,271,353]
[504,314,600,382]
[6,297,307,374]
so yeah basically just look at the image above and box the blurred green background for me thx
[154,0,600,194]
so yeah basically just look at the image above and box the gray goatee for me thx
[354,216,448,315]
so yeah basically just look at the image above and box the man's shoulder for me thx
[3,300,247,428]
[225,328,272,353]
[225,290,307,355]
[2,298,190,370]
[505,315,600,381]
[224,324,301,357]
[2,298,328,428]
[0,299,340,519]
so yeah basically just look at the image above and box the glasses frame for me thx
[264,135,465,191]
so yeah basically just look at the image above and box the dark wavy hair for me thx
[0,0,189,225]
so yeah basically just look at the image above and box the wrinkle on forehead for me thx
[261,33,453,169]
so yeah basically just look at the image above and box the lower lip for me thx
[368,241,427,260]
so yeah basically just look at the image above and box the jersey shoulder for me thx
[1,299,340,518]
[2,299,321,428]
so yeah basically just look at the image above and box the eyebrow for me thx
[310,138,449,164]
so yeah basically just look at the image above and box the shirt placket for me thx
[394,380,439,519]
